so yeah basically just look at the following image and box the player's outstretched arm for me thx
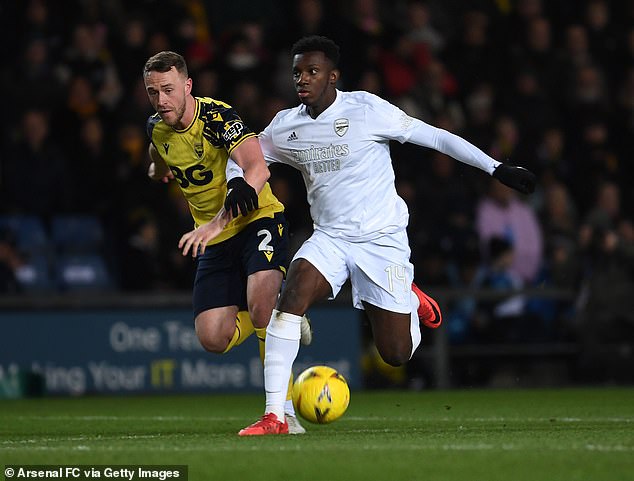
[147,144,174,183]
[408,123,536,194]
[492,163,536,194]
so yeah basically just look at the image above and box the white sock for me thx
[284,399,295,416]
[409,290,422,359]
[264,309,302,420]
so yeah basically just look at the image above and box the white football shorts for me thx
[292,228,414,313]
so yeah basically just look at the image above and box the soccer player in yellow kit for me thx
[143,51,310,434]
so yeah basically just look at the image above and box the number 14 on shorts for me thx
[384,265,408,293]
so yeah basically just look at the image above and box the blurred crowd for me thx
[0,0,633,366]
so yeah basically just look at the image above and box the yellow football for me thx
[292,365,350,424]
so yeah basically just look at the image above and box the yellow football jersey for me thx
[147,97,283,244]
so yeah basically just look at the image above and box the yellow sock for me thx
[222,311,254,353]
[255,326,294,402]
[254,326,266,361]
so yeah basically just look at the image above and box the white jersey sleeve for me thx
[365,94,501,175]
[226,115,286,180]
[225,157,244,181]
[259,115,287,167]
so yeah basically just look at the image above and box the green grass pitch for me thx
[2,388,633,481]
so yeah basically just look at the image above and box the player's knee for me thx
[196,333,228,354]
[248,303,274,329]
[278,288,311,315]
[381,352,409,367]
[376,343,411,367]
[195,319,232,354]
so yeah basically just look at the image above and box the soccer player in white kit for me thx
[182,35,536,435]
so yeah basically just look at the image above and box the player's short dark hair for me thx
[143,51,188,78]
[291,36,340,68]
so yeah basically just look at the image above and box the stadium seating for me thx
[0,215,115,293]
[50,215,105,254]
[54,253,112,292]
[15,254,55,293]
[0,215,49,255]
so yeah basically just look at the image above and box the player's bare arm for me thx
[231,137,271,193]
[222,137,270,217]
[178,209,231,257]
[147,143,174,183]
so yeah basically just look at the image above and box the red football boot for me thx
[412,282,442,328]
[238,413,289,436]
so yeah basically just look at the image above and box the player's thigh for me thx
[240,213,289,324]
[279,230,349,314]
[278,258,333,315]
[348,230,413,314]
[363,302,412,367]
[193,239,246,315]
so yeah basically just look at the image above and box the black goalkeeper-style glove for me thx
[224,177,259,217]
[492,163,537,194]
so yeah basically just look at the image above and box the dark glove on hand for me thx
[492,164,537,194]
[224,177,258,217]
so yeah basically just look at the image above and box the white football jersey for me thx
[257,90,500,241]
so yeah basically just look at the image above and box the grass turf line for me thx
[1,388,633,481]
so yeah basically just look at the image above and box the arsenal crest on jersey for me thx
[334,118,349,137]
[194,142,204,158]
